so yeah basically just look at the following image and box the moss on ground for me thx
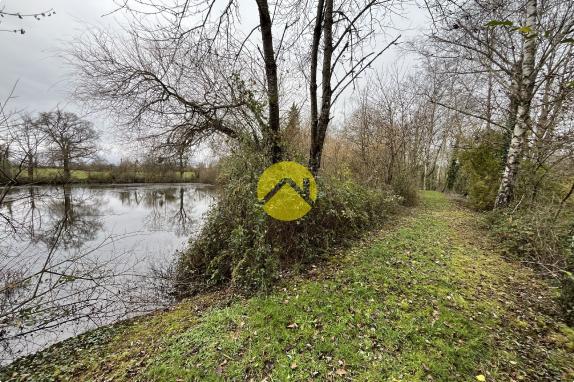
[2,191,572,381]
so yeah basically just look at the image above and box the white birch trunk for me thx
[494,0,537,208]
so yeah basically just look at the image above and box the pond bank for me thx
[0,183,217,365]
[1,192,573,381]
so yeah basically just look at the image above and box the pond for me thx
[0,183,216,364]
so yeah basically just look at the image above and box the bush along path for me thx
[2,191,573,381]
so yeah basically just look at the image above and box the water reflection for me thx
[0,183,215,364]
[37,186,103,250]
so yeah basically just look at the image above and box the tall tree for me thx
[494,0,538,207]
[422,0,574,208]
[10,114,46,180]
[69,0,400,174]
[255,0,282,163]
[37,110,99,182]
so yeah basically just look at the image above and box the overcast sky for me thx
[1,0,428,163]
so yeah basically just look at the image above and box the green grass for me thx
[12,168,197,184]
[2,192,572,381]
[27,167,93,180]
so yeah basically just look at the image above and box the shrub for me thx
[562,235,574,325]
[174,151,400,297]
[458,131,506,210]
[488,206,574,323]
[195,164,218,184]
[488,207,570,272]
[391,172,419,207]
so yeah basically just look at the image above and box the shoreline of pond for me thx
[0,183,218,365]
[2,178,216,187]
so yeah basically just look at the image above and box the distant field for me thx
[33,168,94,180]
[13,167,197,184]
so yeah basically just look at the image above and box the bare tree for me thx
[494,0,538,207]
[69,0,401,173]
[9,114,46,181]
[0,82,28,212]
[421,0,574,208]
[37,110,99,182]
[342,64,460,192]
[260,0,402,173]
[66,25,256,156]
[0,84,18,185]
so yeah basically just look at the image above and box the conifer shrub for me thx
[458,131,506,210]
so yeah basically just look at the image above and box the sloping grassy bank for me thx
[2,192,573,381]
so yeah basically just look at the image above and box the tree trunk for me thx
[1,146,12,180]
[531,76,552,159]
[423,162,428,191]
[63,185,73,222]
[179,152,184,179]
[309,0,334,174]
[494,0,537,208]
[255,0,282,164]
[27,153,34,180]
[386,151,395,184]
[485,28,495,132]
[309,0,325,171]
[63,151,71,183]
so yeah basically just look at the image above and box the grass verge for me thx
[1,191,573,381]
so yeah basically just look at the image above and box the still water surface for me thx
[0,183,216,363]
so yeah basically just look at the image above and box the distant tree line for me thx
[0,109,99,184]
[0,107,217,185]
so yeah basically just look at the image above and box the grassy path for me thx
[2,192,573,381]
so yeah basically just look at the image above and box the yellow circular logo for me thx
[257,161,318,221]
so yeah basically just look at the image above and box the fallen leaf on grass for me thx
[476,375,486,381]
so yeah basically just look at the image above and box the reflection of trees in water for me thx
[37,186,103,251]
[0,186,111,363]
[25,188,39,239]
[0,187,50,249]
[118,186,214,237]
[0,184,214,363]
[172,188,191,236]
[172,186,215,236]
[117,189,141,206]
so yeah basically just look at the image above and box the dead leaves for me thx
[215,358,228,375]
